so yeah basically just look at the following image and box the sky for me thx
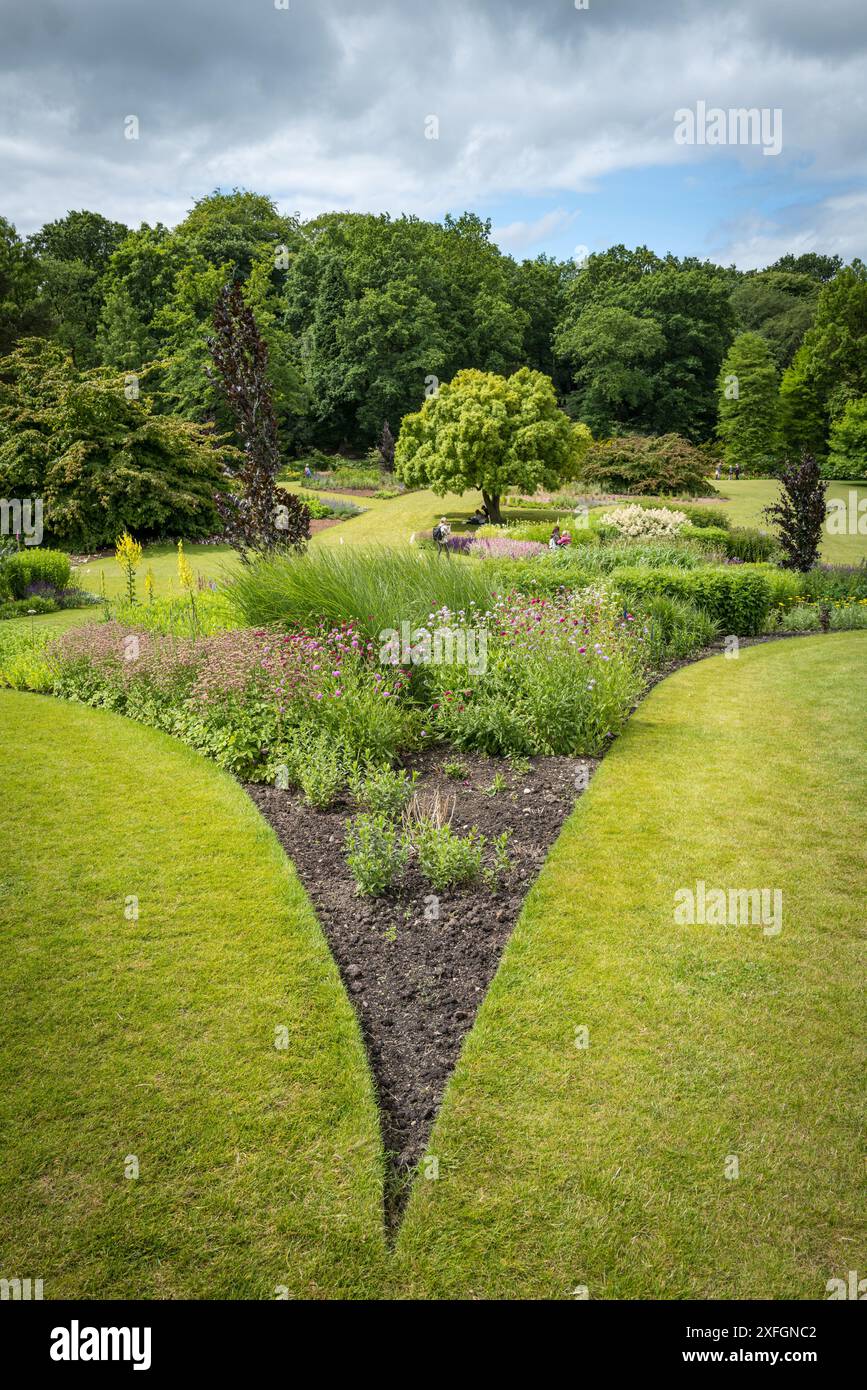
[1,0,865,269]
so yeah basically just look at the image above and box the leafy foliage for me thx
[0,338,226,548]
[577,433,713,496]
[555,245,735,441]
[763,454,828,571]
[717,332,780,475]
[395,367,579,522]
[825,397,867,480]
[208,281,310,559]
[0,548,71,598]
[611,565,773,635]
[0,217,50,354]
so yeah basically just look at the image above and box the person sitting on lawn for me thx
[549,524,561,549]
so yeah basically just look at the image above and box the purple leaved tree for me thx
[763,454,828,572]
[207,280,309,561]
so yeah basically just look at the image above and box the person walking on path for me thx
[432,516,451,555]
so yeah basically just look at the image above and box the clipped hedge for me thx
[680,524,730,554]
[481,555,594,597]
[676,505,732,530]
[0,548,72,599]
[610,565,773,635]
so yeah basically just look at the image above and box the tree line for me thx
[1,189,865,486]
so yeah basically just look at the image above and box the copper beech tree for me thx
[208,280,309,560]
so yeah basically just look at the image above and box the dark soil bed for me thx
[247,748,597,1219]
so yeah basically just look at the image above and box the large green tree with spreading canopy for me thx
[395,367,582,523]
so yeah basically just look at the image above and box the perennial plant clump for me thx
[601,505,688,539]
[423,588,646,756]
[47,619,414,779]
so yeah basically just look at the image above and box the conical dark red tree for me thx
[208,280,309,561]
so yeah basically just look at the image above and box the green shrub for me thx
[480,539,707,599]
[680,524,730,555]
[350,764,417,817]
[480,554,592,597]
[675,505,732,530]
[0,594,57,619]
[679,522,780,565]
[798,564,867,603]
[635,594,719,664]
[723,528,779,563]
[1,548,71,598]
[0,339,226,548]
[290,732,345,809]
[758,566,801,609]
[823,398,867,481]
[413,820,485,890]
[290,490,363,520]
[0,628,54,691]
[578,434,715,497]
[344,812,409,895]
[611,565,773,635]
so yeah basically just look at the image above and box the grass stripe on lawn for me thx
[393,633,866,1299]
[0,691,386,1299]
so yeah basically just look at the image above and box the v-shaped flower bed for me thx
[248,747,597,1222]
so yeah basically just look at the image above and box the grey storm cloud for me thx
[1,0,865,264]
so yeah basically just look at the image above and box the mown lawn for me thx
[708,478,865,565]
[1,635,863,1298]
[0,692,386,1299]
[393,633,867,1299]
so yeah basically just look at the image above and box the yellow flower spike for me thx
[115,531,142,606]
[177,540,195,593]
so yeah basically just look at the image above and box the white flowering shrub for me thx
[601,505,688,539]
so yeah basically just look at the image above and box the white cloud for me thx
[0,0,864,265]
[713,191,867,270]
[490,209,578,253]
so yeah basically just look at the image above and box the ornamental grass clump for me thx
[226,544,496,640]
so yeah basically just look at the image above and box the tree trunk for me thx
[482,490,502,524]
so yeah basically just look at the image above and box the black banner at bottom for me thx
[1,1297,861,1375]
